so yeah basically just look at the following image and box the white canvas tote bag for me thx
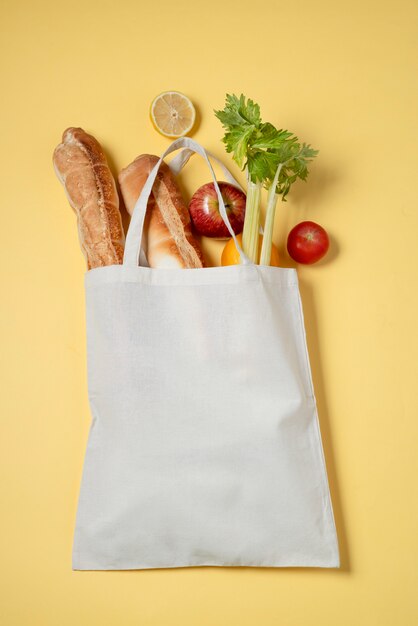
[72,137,340,570]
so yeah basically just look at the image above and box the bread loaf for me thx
[53,127,125,269]
[119,155,204,269]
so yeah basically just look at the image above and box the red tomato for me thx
[287,221,329,264]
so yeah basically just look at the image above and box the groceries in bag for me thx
[53,93,331,271]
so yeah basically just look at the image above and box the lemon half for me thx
[150,91,196,138]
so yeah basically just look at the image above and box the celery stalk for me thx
[260,164,283,266]
[242,176,262,263]
[215,95,319,267]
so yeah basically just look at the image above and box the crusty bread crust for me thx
[53,127,125,269]
[119,155,204,269]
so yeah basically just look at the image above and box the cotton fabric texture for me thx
[72,137,340,570]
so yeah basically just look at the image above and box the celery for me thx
[259,164,282,266]
[242,177,262,263]
[215,94,318,265]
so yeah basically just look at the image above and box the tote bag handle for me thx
[168,148,245,191]
[123,137,251,267]
[170,151,265,234]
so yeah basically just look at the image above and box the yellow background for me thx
[1,0,417,623]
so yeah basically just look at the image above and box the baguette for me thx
[53,127,125,269]
[119,154,204,269]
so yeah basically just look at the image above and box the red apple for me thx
[188,182,246,238]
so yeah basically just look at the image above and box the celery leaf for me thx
[215,93,318,194]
